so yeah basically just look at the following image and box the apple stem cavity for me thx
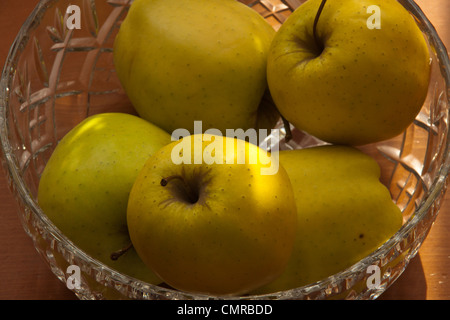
[161,175,200,204]
[110,242,133,261]
[313,0,327,53]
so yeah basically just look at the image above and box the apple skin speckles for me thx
[267,0,431,145]
[114,0,277,136]
[127,134,298,296]
[38,113,171,285]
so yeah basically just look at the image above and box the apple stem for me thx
[160,175,184,187]
[313,0,327,52]
[110,242,133,261]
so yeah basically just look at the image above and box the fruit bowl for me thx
[0,0,449,300]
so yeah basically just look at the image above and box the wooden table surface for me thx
[1,0,449,300]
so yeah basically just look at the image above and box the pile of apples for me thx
[37,0,431,297]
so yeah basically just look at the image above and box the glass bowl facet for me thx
[1,0,449,300]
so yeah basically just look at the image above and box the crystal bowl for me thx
[1,0,449,300]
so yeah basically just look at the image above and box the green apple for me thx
[252,145,403,294]
[267,0,431,145]
[113,0,278,135]
[127,134,297,295]
[38,112,172,284]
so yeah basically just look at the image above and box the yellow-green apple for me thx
[114,0,278,135]
[38,112,171,284]
[126,134,297,295]
[267,0,431,145]
[252,145,403,294]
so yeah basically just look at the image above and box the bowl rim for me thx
[1,0,450,300]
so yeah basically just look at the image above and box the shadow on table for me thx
[378,253,427,300]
